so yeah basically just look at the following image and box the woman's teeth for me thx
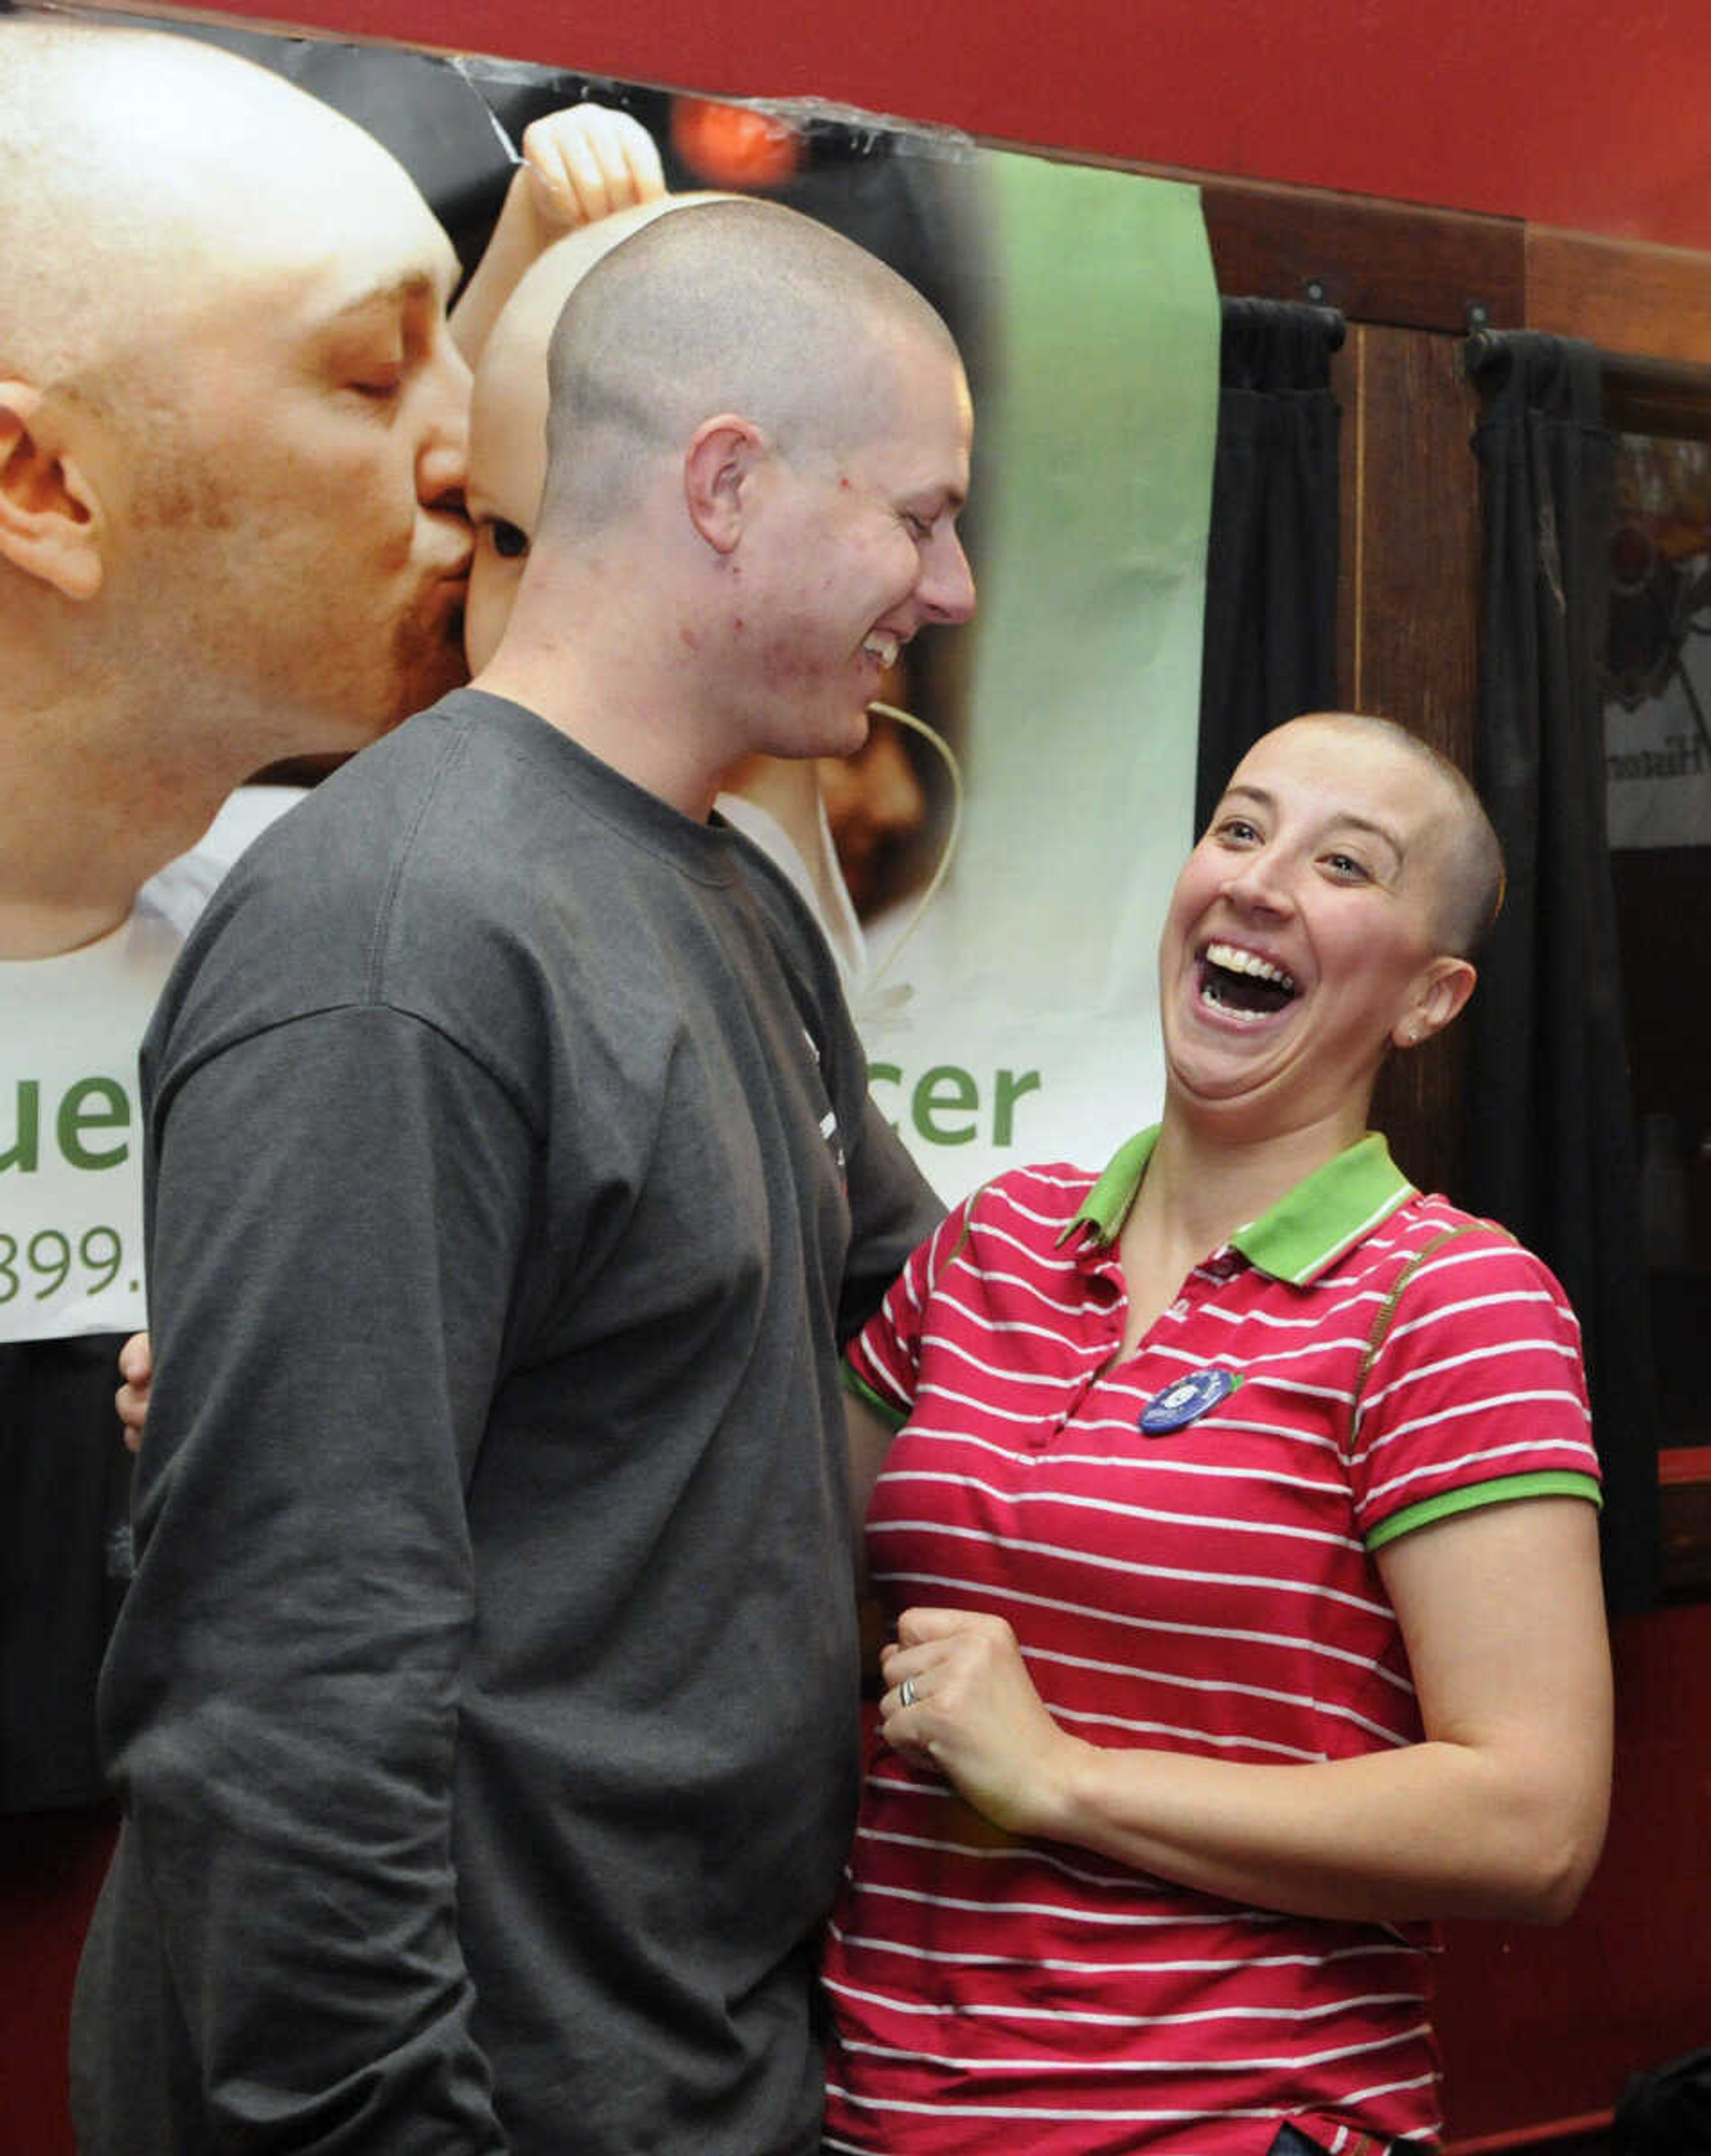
[1204,942,1295,991]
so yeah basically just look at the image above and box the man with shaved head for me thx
[72,197,971,2153]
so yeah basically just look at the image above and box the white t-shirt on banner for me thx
[0,786,303,1343]
[714,788,868,991]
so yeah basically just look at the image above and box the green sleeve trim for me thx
[1366,1470,1602,1553]
[841,1363,909,1433]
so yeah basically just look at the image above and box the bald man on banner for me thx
[0,14,462,1829]
[0,16,659,1819]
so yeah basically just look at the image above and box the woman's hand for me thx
[875,1498,1610,1926]
[879,1608,1083,1838]
[115,1329,152,1454]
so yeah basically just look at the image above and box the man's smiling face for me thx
[725,322,976,766]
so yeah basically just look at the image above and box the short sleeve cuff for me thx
[1366,1470,1603,1554]
[842,1361,910,1432]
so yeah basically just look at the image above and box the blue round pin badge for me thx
[1139,1368,1240,1435]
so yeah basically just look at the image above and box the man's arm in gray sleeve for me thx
[836,1085,943,1347]
[101,1003,532,2152]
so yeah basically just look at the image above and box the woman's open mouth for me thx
[1197,940,1299,1020]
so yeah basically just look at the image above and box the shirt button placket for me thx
[1046,1270,1123,1441]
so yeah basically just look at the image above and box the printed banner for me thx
[12,15,1217,1254]
[0,787,300,1342]
[852,154,1216,1196]
[0,915,179,1341]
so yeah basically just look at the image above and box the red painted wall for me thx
[134,0,1711,254]
[1434,1601,1711,2143]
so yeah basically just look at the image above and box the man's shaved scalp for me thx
[0,18,391,392]
[539,197,957,535]
[473,196,741,498]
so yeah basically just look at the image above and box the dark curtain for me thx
[0,1337,133,1811]
[1195,299,1345,832]
[1463,330,1660,1613]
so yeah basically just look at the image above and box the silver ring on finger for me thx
[899,1675,918,1710]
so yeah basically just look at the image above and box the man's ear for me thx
[0,380,105,601]
[683,413,765,556]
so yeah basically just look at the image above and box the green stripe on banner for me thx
[856,152,1220,1204]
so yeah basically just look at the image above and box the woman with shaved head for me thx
[827,714,1610,2155]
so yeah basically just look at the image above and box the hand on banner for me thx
[518,104,667,235]
[116,1329,152,1454]
[452,103,667,363]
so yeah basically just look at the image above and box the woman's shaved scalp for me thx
[539,197,956,534]
[1296,712,1506,958]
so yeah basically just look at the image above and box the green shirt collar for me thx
[1059,1127,1415,1286]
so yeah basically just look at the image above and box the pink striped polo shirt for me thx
[823,1129,1600,2156]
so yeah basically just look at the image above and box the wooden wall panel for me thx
[1333,327,1482,751]
[1196,175,1523,337]
[1102,160,1527,335]
[1332,323,1483,1200]
[1528,225,1711,368]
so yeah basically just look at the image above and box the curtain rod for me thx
[1600,349,1711,441]
[1221,296,1347,350]
[1463,328,1711,440]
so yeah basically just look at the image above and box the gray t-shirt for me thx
[72,690,939,2155]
